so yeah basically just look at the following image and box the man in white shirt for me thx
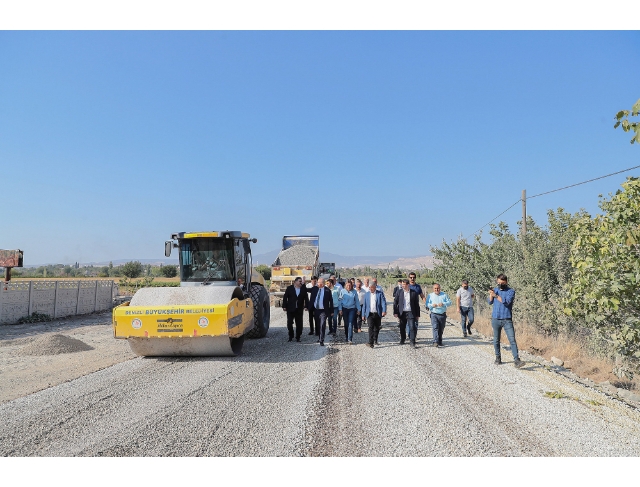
[456,279,475,337]
[308,277,334,347]
[362,282,387,348]
[393,279,421,347]
[362,278,371,293]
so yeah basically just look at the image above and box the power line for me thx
[464,163,640,240]
[528,164,640,199]
[465,199,521,240]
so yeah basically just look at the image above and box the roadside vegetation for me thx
[12,261,179,280]
[430,177,640,386]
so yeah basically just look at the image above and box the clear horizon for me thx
[2,31,639,265]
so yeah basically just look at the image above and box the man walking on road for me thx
[282,277,309,342]
[488,274,525,368]
[456,279,475,337]
[339,280,360,344]
[308,277,334,347]
[393,279,403,298]
[362,282,387,348]
[393,279,421,347]
[305,276,318,336]
[355,279,366,333]
[408,272,425,338]
[371,278,383,292]
[426,283,451,347]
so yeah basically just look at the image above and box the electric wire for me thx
[527,164,640,199]
[464,163,640,240]
[465,199,521,240]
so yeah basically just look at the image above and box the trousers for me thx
[287,308,304,339]
[342,307,357,342]
[314,309,329,344]
[491,318,520,360]
[367,312,381,345]
[399,310,417,343]
[431,312,446,345]
[460,306,474,334]
[308,309,315,334]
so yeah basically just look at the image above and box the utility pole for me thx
[521,189,527,238]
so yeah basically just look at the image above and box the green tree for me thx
[255,264,271,280]
[564,177,640,363]
[431,209,583,335]
[121,261,143,278]
[98,266,110,278]
[614,98,640,144]
[161,265,178,278]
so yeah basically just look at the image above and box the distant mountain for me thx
[252,250,435,270]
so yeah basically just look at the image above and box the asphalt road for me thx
[1,308,640,456]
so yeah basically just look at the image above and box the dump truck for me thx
[269,235,319,301]
[317,262,336,280]
[112,231,270,356]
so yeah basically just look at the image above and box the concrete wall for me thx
[0,280,115,325]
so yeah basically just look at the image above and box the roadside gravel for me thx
[0,312,134,403]
[1,308,640,456]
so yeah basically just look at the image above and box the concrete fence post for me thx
[53,281,59,319]
[75,281,81,315]
[93,280,98,312]
[28,281,33,315]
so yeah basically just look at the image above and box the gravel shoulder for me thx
[1,308,640,456]
[306,318,640,456]
[0,312,135,404]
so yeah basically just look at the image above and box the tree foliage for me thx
[564,177,640,361]
[430,208,584,335]
[121,261,143,278]
[255,264,271,280]
[161,265,178,278]
[614,98,640,144]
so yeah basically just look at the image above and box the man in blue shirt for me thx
[488,274,525,368]
[426,283,452,347]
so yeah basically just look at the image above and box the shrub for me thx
[255,264,271,280]
[161,265,178,278]
[121,261,143,278]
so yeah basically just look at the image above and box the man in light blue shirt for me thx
[338,281,360,344]
[426,283,452,347]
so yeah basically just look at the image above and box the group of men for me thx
[282,275,386,347]
[281,271,525,367]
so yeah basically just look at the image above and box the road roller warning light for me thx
[112,231,270,356]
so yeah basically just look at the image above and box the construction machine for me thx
[269,235,319,301]
[112,231,270,356]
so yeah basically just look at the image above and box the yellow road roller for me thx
[112,231,270,356]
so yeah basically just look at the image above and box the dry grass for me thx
[448,307,638,391]
[14,276,180,282]
[14,277,116,281]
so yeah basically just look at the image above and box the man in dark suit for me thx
[393,279,403,298]
[304,276,318,335]
[361,282,387,348]
[308,277,334,347]
[282,277,309,342]
[393,279,421,347]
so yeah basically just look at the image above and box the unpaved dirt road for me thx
[1,308,640,456]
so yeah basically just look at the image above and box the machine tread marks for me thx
[246,284,270,338]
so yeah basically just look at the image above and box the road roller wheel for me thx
[230,335,245,355]
[246,284,270,338]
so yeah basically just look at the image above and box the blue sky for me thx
[1,31,639,264]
